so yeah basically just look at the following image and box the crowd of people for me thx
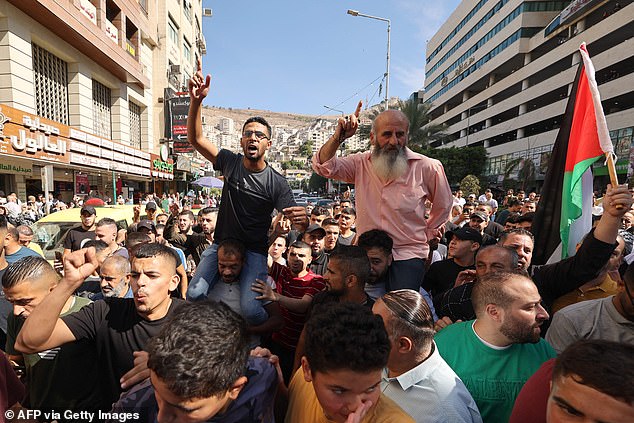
[1,61,634,423]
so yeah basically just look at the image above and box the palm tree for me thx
[397,99,446,149]
[503,157,536,191]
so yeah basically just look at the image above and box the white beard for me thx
[371,145,408,181]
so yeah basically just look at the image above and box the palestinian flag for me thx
[531,43,614,266]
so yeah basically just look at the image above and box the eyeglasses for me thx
[242,130,269,140]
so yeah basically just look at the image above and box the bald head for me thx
[371,109,410,134]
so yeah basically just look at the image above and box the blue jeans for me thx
[187,244,269,325]
[387,258,438,321]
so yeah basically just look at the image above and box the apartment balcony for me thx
[8,0,150,88]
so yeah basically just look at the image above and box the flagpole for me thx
[605,153,624,210]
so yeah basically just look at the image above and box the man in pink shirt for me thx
[312,102,452,292]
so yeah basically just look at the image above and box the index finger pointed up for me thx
[354,100,363,118]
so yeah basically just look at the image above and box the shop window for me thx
[32,44,69,124]
[92,79,112,138]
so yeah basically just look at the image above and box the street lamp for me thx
[323,105,344,115]
[347,9,391,111]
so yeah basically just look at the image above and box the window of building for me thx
[183,39,192,64]
[32,44,69,124]
[92,79,112,139]
[168,16,179,45]
[129,102,142,149]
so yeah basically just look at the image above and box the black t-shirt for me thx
[422,258,475,305]
[61,297,185,408]
[64,226,96,251]
[214,150,296,255]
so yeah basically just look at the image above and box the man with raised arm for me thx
[186,60,308,326]
[312,103,453,292]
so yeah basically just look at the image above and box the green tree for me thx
[308,172,328,193]
[298,140,314,159]
[413,146,487,186]
[460,174,481,197]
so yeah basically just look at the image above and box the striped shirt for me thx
[270,262,326,350]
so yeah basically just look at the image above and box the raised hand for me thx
[334,100,363,143]
[602,184,633,217]
[62,247,99,290]
[188,59,211,103]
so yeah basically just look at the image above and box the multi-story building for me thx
[152,0,206,192]
[0,0,209,200]
[218,116,234,134]
[424,0,633,189]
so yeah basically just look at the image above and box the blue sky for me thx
[200,0,462,115]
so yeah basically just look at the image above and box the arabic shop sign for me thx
[0,105,70,164]
[150,153,174,174]
[0,161,32,175]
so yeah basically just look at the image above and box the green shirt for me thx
[7,296,101,412]
[435,320,556,423]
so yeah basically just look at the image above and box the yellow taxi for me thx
[30,204,157,262]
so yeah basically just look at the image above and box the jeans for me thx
[387,258,438,321]
[187,243,269,325]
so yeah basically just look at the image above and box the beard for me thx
[371,144,408,181]
[500,315,544,344]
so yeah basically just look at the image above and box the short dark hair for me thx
[505,213,521,224]
[509,199,522,207]
[498,228,534,245]
[243,116,272,138]
[3,256,58,289]
[218,239,246,262]
[305,302,390,374]
[155,213,168,220]
[199,207,218,216]
[321,218,339,228]
[329,245,371,287]
[132,242,177,271]
[358,229,393,255]
[476,245,519,270]
[471,271,529,315]
[96,217,117,228]
[463,201,476,209]
[289,240,311,251]
[311,206,329,217]
[340,206,356,217]
[178,210,195,221]
[126,231,151,249]
[380,289,435,353]
[518,212,535,223]
[83,239,109,254]
[552,340,634,403]
[0,215,7,231]
[147,301,250,400]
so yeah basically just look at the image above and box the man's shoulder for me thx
[435,320,471,343]
[555,296,609,318]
